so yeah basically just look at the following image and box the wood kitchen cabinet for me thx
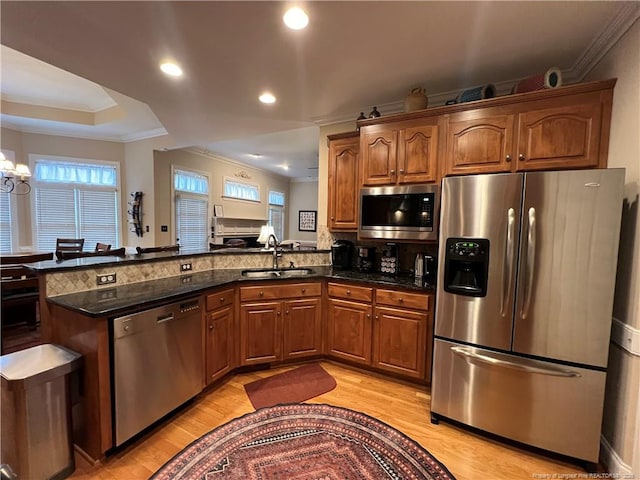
[360,117,439,187]
[327,132,360,231]
[239,282,322,365]
[204,287,235,384]
[443,80,614,176]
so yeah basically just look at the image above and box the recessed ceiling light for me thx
[250,153,262,158]
[283,7,309,30]
[280,164,289,171]
[160,62,183,77]
[259,92,276,104]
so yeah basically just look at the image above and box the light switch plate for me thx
[97,273,117,286]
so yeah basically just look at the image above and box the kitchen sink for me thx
[241,268,313,278]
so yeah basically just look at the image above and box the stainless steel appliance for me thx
[431,169,625,463]
[359,184,439,241]
[112,298,203,446]
[356,246,376,273]
[414,253,437,285]
[331,240,353,270]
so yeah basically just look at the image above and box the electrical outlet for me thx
[181,275,192,284]
[180,263,192,272]
[97,273,117,286]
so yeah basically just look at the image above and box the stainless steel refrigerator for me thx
[430,168,624,463]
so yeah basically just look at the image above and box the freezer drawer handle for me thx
[501,208,516,317]
[521,207,536,319]
[451,346,581,378]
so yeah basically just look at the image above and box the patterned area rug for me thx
[151,403,456,480]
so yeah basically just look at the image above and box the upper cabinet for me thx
[327,132,360,231]
[442,80,614,176]
[360,117,439,187]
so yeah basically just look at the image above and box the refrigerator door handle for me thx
[501,208,516,317]
[451,346,581,378]
[521,207,536,319]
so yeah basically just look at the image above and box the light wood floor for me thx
[71,361,586,480]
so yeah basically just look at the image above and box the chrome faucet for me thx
[267,234,282,269]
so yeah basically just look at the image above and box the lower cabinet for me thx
[204,287,235,385]
[239,282,322,365]
[327,282,433,382]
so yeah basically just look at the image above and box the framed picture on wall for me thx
[298,210,317,232]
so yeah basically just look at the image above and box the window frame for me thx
[28,154,121,251]
[0,149,18,253]
[172,165,210,251]
[222,176,261,203]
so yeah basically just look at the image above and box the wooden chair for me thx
[56,247,126,261]
[0,252,53,265]
[56,238,85,252]
[1,265,40,332]
[136,245,180,255]
[95,243,112,252]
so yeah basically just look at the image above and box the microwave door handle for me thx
[501,208,516,317]
[521,207,536,319]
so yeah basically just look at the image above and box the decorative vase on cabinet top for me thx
[404,87,429,112]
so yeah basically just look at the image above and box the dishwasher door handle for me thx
[157,313,174,323]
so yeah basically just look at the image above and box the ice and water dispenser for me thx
[442,238,490,297]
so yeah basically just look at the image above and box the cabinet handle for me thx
[399,169,404,173]
[506,154,512,162]
[390,169,395,175]
[519,153,526,161]
[208,324,214,330]
[277,311,281,315]
[366,314,371,319]
[286,310,289,314]
[331,216,335,220]
[346,289,351,295]
[375,314,379,321]
[301,288,306,294]
[220,297,224,302]
[398,298,404,303]
[259,291,264,296]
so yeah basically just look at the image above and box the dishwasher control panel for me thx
[180,299,200,313]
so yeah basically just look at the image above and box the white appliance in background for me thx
[430,169,625,464]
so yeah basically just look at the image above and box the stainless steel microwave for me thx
[359,184,439,241]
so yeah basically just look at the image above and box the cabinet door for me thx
[326,298,372,365]
[397,124,438,184]
[205,306,234,384]
[373,306,427,380]
[328,136,360,230]
[361,128,398,186]
[516,102,602,171]
[445,113,515,175]
[240,301,281,365]
[282,298,322,360]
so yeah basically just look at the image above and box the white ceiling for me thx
[1,1,638,179]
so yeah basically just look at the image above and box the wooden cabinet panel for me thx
[361,128,398,185]
[397,124,438,184]
[327,282,373,303]
[205,288,234,311]
[328,134,359,231]
[240,283,321,302]
[326,298,372,365]
[240,301,281,365]
[283,298,322,359]
[516,102,601,171]
[205,306,233,384]
[376,288,430,311]
[445,113,515,175]
[373,306,426,380]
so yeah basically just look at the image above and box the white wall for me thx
[584,17,640,474]
[288,179,318,241]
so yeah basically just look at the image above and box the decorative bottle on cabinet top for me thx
[404,87,429,112]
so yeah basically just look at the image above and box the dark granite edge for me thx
[46,267,435,318]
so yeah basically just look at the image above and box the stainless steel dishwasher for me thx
[112,297,202,446]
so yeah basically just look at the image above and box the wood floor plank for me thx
[71,361,587,479]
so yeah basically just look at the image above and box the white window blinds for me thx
[223,178,260,202]
[0,192,12,253]
[174,169,209,251]
[268,190,285,206]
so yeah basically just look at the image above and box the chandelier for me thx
[0,152,31,194]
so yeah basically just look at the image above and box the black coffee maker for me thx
[331,240,353,270]
[356,246,376,273]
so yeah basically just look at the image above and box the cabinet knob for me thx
[208,324,214,330]
[331,216,335,220]
[398,298,404,303]
[277,311,281,315]
[259,291,264,296]
[220,297,224,302]
[286,310,289,314]
[375,314,379,320]
[399,169,404,174]
[506,154,512,162]
[301,288,306,293]
[519,153,526,161]
[390,169,395,175]
[366,313,371,319]
[346,289,351,295]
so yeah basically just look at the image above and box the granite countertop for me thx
[47,267,435,318]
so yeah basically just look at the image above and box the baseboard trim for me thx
[611,317,640,357]
[600,435,634,475]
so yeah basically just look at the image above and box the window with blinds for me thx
[32,158,120,251]
[223,177,260,202]
[268,190,285,240]
[0,192,12,253]
[175,169,209,251]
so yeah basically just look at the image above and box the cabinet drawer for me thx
[376,288,430,311]
[240,282,321,302]
[328,282,373,302]
[205,288,234,311]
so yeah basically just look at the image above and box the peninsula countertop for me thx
[46,267,435,318]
